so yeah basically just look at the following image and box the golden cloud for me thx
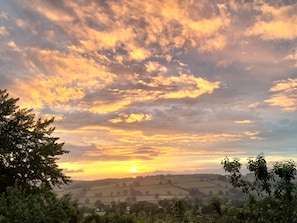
[140,74,221,99]
[128,46,151,61]
[199,35,227,52]
[60,124,247,147]
[88,99,132,115]
[245,4,297,40]
[109,113,152,124]
[95,127,247,145]
[13,76,85,109]
[87,74,220,114]
[265,78,297,111]
[7,1,224,117]
[235,120,254,124]
[25,0,230,60]
[145,61,168,73]
[11,49,115,109]
[55,123,263,177]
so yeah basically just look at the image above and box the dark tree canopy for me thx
[0,187,79,223]
[222,154,297,223]
[0,89,70,193]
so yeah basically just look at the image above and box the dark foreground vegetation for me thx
[0,89,79,222]
[1,89,297,222]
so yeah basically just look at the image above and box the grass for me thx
[55,173,233,207]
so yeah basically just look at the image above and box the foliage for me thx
[130,201,160,216]
[81,210,137,223]
[0,89,79,222]
[167,199,187,223]
[0,89,70,193]
[0,186,80,223]
[222,153,297,222]
[104,211,136,223]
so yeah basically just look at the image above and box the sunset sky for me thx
[1,0,297,180]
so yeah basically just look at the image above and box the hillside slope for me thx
[55,173,241,207]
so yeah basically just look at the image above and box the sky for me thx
[0,0,297,180]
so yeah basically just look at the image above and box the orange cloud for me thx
[265,78,297,111]
[11,49,115,110]
[245,4,297,40]
[54,122,264,180]
[145,61,167,73]
[199,35,227,52]
[139,74,221,99]
[109,113,152,124]
[88,99,132,115]
[13,76,85,109]
[87,74,220,114]
[128,46,151,61]
[58,124,252,150]
[25,0,230,60]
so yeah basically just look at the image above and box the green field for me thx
[55,173,239,208]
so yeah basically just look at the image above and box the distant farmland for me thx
[55,173,243,208]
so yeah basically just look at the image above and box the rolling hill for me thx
[55,173,243,208]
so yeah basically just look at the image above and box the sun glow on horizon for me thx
[129,166,138,173]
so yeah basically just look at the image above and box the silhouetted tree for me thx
[222,153,297,222]
[0,89,70,193]
[0,89,79,222]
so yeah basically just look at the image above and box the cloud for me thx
[283,50,297,67]
[265,78,297,112]
[20,0,230,60]
[84,74,220,114]
[245,4,297,40]
[55,120,259,165]
[109,113,152,124]
[22,0,76,24]
[105,0,230,52]
[145,61,167,73]
[0,26,8,36]
[61,142,164,163]
[4,0,223,115]
[235,120,254,124]
[243,131,264,140]
[125,74,221,99]
[7,41,17,49]
[10,49,115,109]
[199,35,227,52]
[129,47,151,61]
[2,0,297,179]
